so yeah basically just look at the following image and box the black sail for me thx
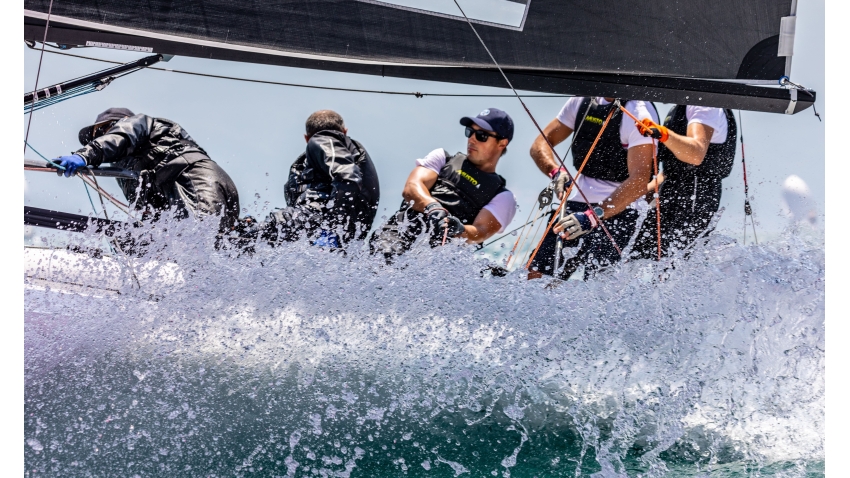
[23,0,813,113]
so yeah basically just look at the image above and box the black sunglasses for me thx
[464,126,502,143]
[92,120,117,139]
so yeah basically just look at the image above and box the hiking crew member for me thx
[630,105,737,258]
[528,97,659,280]
[370,108,517,259]
[55,108,240,230]
[261,110,380,247]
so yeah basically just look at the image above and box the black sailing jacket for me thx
[284,130,380,241]
[73,114,239,225]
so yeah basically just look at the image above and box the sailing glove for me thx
[555,209,599,240]
[549,167,572,200]
[442,215,466,238]
[56,154,86,177]
[424,202,449,230]
[636,118,669,143]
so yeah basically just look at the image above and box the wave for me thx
[24,219,825,476]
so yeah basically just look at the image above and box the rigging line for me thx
[511,100,594,269]
[652,138,661,261]
[615,103,664,259]
[737,110,758,245]
[479,215,543,250]
[25,140,133,216]
[554,100,598,273]
[76,173,131,216]
[24,140,65,170]
[81,180,101,217]
[520,207,550,271]
[450,0,621,261]
[24,0,55,155]
[506,202,550,270]
[504,204,539,268]
[84,170,111,221]
[32,47,576,99]
[525,105,618,270]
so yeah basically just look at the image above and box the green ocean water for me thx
[24,357,825,477]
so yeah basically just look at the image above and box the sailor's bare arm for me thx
[662,123,714,166]
[529,119,573,176]
[461,208,502,244]
[598,144,655,217]
[401,166,439,212]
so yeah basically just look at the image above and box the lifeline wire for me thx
[480,215,537,250]
[32,46,575,100]
[24,0,54,154]
[450,0,621,260]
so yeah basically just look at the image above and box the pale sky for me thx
[24,0,824,248]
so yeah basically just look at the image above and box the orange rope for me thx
[618,104,663,261]
[652,139,661,260]
[525,106,617,270]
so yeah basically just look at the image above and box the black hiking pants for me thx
[530,201,638,281]
[122,156,240,232]
[369,205,444,260]
[630,174,722,260]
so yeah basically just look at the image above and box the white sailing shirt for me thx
[555,97,660,205]
[680,106,728,144]
[416,149,517,233]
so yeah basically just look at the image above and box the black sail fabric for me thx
[23,0,813,113]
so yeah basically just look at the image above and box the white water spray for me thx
[24,217,824,476]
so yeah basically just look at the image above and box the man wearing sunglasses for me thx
[53,108,240,231]
[527,97,659,280]
[370,108,517,259]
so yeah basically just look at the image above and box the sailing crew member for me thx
[528,97,659,280]
[260,110,380,247]
[629,105,737,258]
[370,108,517,259]
[54,107,240,230]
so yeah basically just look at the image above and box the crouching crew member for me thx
[630,105,737,258]
[528,97,659,280]
[55,107,240,230]
[370,108,517,258]
[261,110,380,247]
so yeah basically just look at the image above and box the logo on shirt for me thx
[586,116,604,125]
[458,170,479,187]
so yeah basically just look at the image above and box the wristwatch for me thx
[592,205,605,220]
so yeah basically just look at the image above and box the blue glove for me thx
[55,154,86,177]
[313,230,341,248]
[555,208,599,240]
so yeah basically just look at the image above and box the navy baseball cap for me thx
[460,107,514,142]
